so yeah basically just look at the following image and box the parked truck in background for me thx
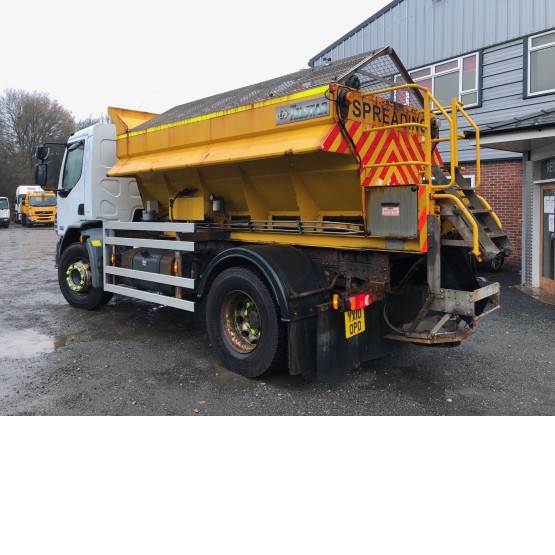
[13,185,44,224]
[0,197,10,228]
[19,189,56,227]
[35,47,512,380]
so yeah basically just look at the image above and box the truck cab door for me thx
[56,139,86,235]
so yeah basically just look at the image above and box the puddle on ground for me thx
[0,329,56,359]
[53,335,77,349]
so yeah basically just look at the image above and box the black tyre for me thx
[206,267,285,378]
[58,242,113,310]
[21,215,27,227]
[486,254,505,272]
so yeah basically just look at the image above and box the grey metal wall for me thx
[310,0,555,70]
[310,0,555,162]
[456,37,555,162]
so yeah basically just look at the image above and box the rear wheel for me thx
[206,267,285,377]
[58,242,113,310]
[486,254,505,272]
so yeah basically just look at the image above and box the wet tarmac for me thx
[0,223,554,415]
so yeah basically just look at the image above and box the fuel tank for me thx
[120,248,176,296]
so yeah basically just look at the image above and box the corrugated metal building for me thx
[309,0,555,293]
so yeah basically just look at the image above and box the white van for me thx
[0,197,10,228]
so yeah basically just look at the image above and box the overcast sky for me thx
[1,0,392,121]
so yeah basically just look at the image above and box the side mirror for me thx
[36,145,50,161]
[35,163,48,187]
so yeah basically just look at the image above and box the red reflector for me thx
[348,293,373,311]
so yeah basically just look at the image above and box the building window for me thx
[396,53,480,108]
[528,30,555,96]
[463,174,476,188]
[431,175,475,187]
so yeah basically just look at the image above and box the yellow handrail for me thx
[354,84,433,185]
[356,83,481,192]
[359,83,462,189]
[477,194,502,229]
[363,160,426,169]
[455,100,481,189]
[433,193,481,259]
[353,83,484,260]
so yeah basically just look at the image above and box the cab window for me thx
[61,141,85,190]
[30,195,56,207]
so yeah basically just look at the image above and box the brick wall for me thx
[461,160,522,268]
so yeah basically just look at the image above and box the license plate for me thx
[344,309,365,339]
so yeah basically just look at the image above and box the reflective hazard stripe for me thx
[322,124,443,187]
[322,122,446,253]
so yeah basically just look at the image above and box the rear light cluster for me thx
[332,292,373,312]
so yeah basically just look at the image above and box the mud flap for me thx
[84,229,106,289]
[288,318,319,380]
[314,302,401,383]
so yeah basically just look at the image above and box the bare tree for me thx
[75,113,111,131]
[0,89,76,195]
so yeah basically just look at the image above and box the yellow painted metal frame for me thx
[108,87,337,178]
[107,77,489,257]
[432,193,481,258]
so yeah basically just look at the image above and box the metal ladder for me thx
[431,165,513,262]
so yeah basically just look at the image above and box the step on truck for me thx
[35,47,512,380]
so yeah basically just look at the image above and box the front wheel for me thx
[58,242,113,310]
[205,267,285,377]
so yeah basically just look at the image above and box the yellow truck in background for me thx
[35,47,512,380]
[20,190,56,227]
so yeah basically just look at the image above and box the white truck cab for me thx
[55,123,142,237]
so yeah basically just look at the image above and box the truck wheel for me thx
[58,242,113,310]
[486,254,505,272]
[206,267,285,377]
[21,215,27,227]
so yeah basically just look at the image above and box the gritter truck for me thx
[35,47,512,380]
